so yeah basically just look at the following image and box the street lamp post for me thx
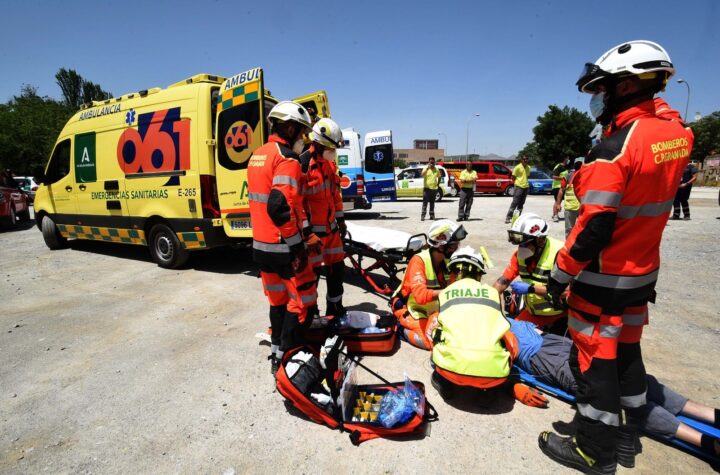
[677,79,690,122]
[466,113,480,161]
[438,133,448,160]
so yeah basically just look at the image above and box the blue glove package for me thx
[377,376,425,428]
[511,281,531,295]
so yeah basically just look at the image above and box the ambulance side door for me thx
[43,138,78,220]
[214,67,265,237]
[74,130,131,228]
[292,91,331,121]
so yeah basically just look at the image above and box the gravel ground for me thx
[1,187,718,474]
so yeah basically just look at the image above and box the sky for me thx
[1,0,718,156]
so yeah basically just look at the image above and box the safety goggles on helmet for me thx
[577,62,612,93]
[507,230,536,246]
[450,225,467,243]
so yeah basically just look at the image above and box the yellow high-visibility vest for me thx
[432,279,511,378]
[518,237,564,316]
[393,249,444,319]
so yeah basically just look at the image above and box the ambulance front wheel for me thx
[41,215,68,249]
[149,223,189,269]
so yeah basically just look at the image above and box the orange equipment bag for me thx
[275,338,437,445]
[305,313,398,355]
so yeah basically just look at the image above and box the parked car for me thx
[395,165,455,201]
[1,181,31,227]
[13,176,39,204]
[528,169,553,194]
[441,161,514,196]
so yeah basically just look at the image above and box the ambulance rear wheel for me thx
[41,215,68,249]
[149,223,189,269]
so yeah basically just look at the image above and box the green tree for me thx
[522,105,595,169]
[0,85,72,174]
[55,68,112,110]
[393,158,407,169]
[689,111,720,163]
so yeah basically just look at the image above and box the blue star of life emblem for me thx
[125,109,136,125]
[373,151,384,162]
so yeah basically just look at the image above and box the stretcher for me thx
[343,222,426,295]
[513,366,720,465]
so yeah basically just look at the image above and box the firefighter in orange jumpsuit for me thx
[538,41,694,474]
[300,118,348,318]
[247,101,321,376]
[390,219,467,350]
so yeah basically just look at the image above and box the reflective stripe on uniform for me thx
[248,192,269,203]
[335,211,344,218]
[439,297,501,313]
[575,269,659,289]
[620,392,647,408]
[568,316,595,336]
[617,199,674,219]
[577,403,620,426]
[550,264,574,284]
[264,283,287,292]
[301,294,316,304]
[531,301,555,311]
[311,225,326,233]
[253,240,290,253]
[272,175,299,188]
[325,246,344,255]
[581,190,623,207]
[568,316,621,339]
[623,309,648,326]
[310,254,323,264]
[284,232,303,247]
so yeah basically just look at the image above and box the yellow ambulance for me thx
[33,67,329,268]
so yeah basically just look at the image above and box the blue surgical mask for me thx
[589,92,606,119]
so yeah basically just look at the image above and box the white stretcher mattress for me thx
[345,222,424,253]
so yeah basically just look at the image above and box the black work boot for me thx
[615,428,642,468]
[268,354,280,377]
[431,371,454,400]
[538,431,617,475]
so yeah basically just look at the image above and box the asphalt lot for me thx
[1,188,718,474]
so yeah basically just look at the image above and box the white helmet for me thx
[449,246,487,275]
[268,101,313,128]
[428,219,467,248]
[577,40,674,93]
[310,118,344,149]
[508,213,548,245]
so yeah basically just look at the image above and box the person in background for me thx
[505,155,531,224]
[391,219,466,350]
[421,157,440,221]
[551,157,569,222]
[553,157,584,237]
[510,318,720,461]
[671,162,698,220]
[542,40,694,474]
[457,161,477,221]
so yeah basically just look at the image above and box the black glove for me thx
[290,242,308,272]
[546,276,569,311]
[376,314,397,328]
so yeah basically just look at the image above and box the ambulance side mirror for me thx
[33,166,46,185]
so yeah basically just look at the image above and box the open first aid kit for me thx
[275,336,437,445]
[307,310,398,355]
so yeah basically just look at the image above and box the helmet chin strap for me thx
[598,77,661,126]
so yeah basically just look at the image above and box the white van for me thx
[395,165,455,201]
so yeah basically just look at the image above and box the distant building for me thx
[393,148,445,165]
[443,153,518,166]
[413,139,439,150]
